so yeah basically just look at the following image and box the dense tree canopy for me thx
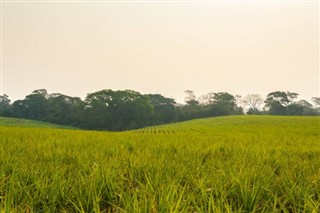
[82,90,154,130]
[1,89,319,131]
[265,91,317,116]
[146,94,176,124]
[12,89,49,120]
[47,93,84,126]
[0,94,12,116]
[208,92,243,116]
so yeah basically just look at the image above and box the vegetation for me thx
[0,117,75,129]
[1,116,319,212]
[1,89,319,131]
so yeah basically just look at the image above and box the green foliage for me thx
[0,94,12,116]
[83,89,154,130]
[266,91,317,116]
[9,89,157,131]
[205,92,243,117]
[265,91,291,115]
[3,90,319,131]
[184,90,199,106]
[12,89,49,120]
[147,94,177,124]
[0,117,75,129]
[178,92,244,121]
[1,116,319,212]
[47,93,84,126]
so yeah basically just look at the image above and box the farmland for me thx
[0,116,319,212]
[0,117,75,129]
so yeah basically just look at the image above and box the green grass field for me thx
[0,116,319,212]
[0,117,75,129]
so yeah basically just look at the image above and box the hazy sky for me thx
[1,1,319,103]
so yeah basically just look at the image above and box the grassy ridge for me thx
[0,117,75,129]
[0,116,319,212]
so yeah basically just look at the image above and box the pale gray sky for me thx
[1,1,319,103]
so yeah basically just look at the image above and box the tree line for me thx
[0,89,319,131]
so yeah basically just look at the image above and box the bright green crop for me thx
[0,116,319,212]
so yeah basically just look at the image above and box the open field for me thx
[0,117,75,129]
[0,116,319,212]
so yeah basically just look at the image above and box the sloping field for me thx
[0,116,319,212]
[0,117,75,129]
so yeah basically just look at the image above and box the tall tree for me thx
[0,94,12,116]
[265,91,298,115]
[82,90,111,130]
[242,94,264,114]
[12,89,49,120]
[184,90,199,106]
[209,92,243,116]
[311,97,320,115]
[177,90,201,120]
[84,90,154,130]
[312,97,320,106]
[147,94,176,124]
[47,93,84,125]
[198,92,215,105]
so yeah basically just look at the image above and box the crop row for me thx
[1,116,319,212]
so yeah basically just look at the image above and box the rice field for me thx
[0,116,319,212]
